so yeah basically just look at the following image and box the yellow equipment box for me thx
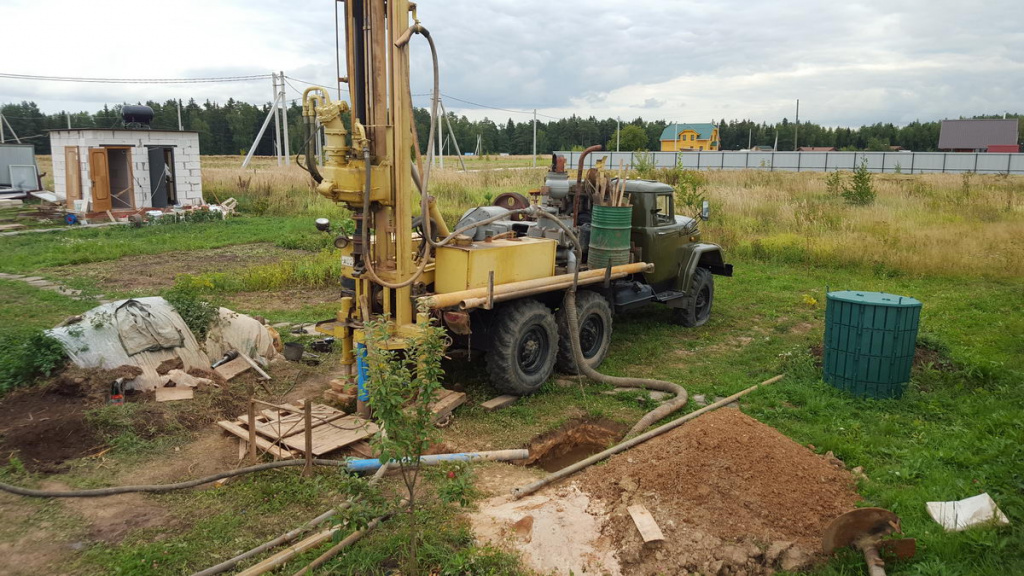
[434,237,557,293]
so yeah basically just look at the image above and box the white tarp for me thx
[48,297,277,391]
[926,493,1010,532]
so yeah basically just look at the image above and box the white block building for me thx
[48,129,203,211]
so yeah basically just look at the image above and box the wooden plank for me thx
[480,394,519,412]
[346,441,375,458]
[215,356,251,381]
[627,504,665,543]
[281,415,379,456]
[254,404,346,440]
[429,389,467,422]
[216,420,294,460]
[155,386,194,402]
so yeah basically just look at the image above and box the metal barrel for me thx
[824,291,922,399]
[588,205,632,269]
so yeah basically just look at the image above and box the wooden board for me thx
[430,389,467,422]
[281,415,379,456]
[254,403,346,440]
[214,356,251,381]
[216,420,295,460]
[155,386,194,402]
[480,394,519,412]
[627,504,665,543]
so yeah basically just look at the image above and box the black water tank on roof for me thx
[121,105,155,126]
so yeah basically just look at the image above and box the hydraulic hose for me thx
[527,208,688,437]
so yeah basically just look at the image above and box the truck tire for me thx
[486,299,558,395]
[555,291,613,374]
[672,267,714,327]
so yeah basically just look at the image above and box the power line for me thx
[0,72,272,84]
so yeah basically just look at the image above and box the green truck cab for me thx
[621,179,732,326]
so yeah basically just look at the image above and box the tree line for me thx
[2,99,1020,157]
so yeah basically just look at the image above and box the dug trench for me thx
[470,408,861,576]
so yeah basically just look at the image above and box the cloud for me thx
[3,0,1023,127]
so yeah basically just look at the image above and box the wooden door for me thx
[88,147,111,212]
[64,147,81,209]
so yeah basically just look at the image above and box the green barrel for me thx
[588,205,632,269]
[824,291,922,399]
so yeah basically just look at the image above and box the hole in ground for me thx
[526,418,626,472]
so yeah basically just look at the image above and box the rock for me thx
[718,544,749,567]
[852,466,868,480]
[693,394,707,406]
[618,477,640,493]
[765,541,793,564]
[780,546,812,572]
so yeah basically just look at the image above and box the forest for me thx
[2,99,1020,157]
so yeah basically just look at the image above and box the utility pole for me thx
[0,113,20,143]
[0,113,4,143]
[439,99,466,171]
[67,112,71,130]
[532,109,537,167]
[437,92,444,169]
[272,72,282,166]
[280,70,290,165]
[748,128,752,149]
[177,99,183,131]
[616,116,621,152]
[794,99,799,151]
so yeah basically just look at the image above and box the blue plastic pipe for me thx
[355,343,369,402]
[345,449,529,473]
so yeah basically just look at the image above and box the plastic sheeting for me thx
[47,297,278,391]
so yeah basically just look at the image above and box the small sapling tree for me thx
[364,309,446,573]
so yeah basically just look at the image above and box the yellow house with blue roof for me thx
[659,123,720,151]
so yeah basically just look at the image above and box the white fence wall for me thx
[555,151,1024,175]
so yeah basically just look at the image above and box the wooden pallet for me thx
[281,415,379,456]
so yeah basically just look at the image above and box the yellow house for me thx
[659,123,720,152]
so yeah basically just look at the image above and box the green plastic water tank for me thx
[823,290,922,399]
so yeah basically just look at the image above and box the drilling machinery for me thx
[303,1,732,415]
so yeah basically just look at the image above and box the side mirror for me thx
[701,200,710,221]
[315,218,331,232]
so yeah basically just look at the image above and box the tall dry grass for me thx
[700,170,1023,278]
[200,155,1023,280]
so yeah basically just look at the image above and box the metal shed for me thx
[48,129,203,212]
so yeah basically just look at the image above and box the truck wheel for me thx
[486,299,558,395]
[556,291,613,374]
[672,268,714,327]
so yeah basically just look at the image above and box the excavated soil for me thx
[0,366,252,473]
[576,408,860,575]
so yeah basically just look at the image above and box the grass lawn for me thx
[0,162,1021,574]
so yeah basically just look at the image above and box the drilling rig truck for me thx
[303,0,732,414]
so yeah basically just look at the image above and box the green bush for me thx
[0,330,67,394]
[164,275,221,342]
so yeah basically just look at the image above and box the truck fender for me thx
[674,243,732,295]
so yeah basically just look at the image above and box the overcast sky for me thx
[3,0,1023,127]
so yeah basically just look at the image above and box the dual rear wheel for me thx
[486,292,612,396]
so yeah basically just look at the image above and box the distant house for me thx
[938,119,1019,152]
[660,123,719,152]
[798,146,836,152]
[49,128,203,212]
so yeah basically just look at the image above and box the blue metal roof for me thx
[659,123,717,141]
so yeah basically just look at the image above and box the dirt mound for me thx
[576,408,859,575]
[51,365,143,402]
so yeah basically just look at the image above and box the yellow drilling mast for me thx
[302,0,443,416]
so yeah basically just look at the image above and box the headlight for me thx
[315,218,331,232]
[334,234,350,249]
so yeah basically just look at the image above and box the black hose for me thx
[0,459,349,498]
